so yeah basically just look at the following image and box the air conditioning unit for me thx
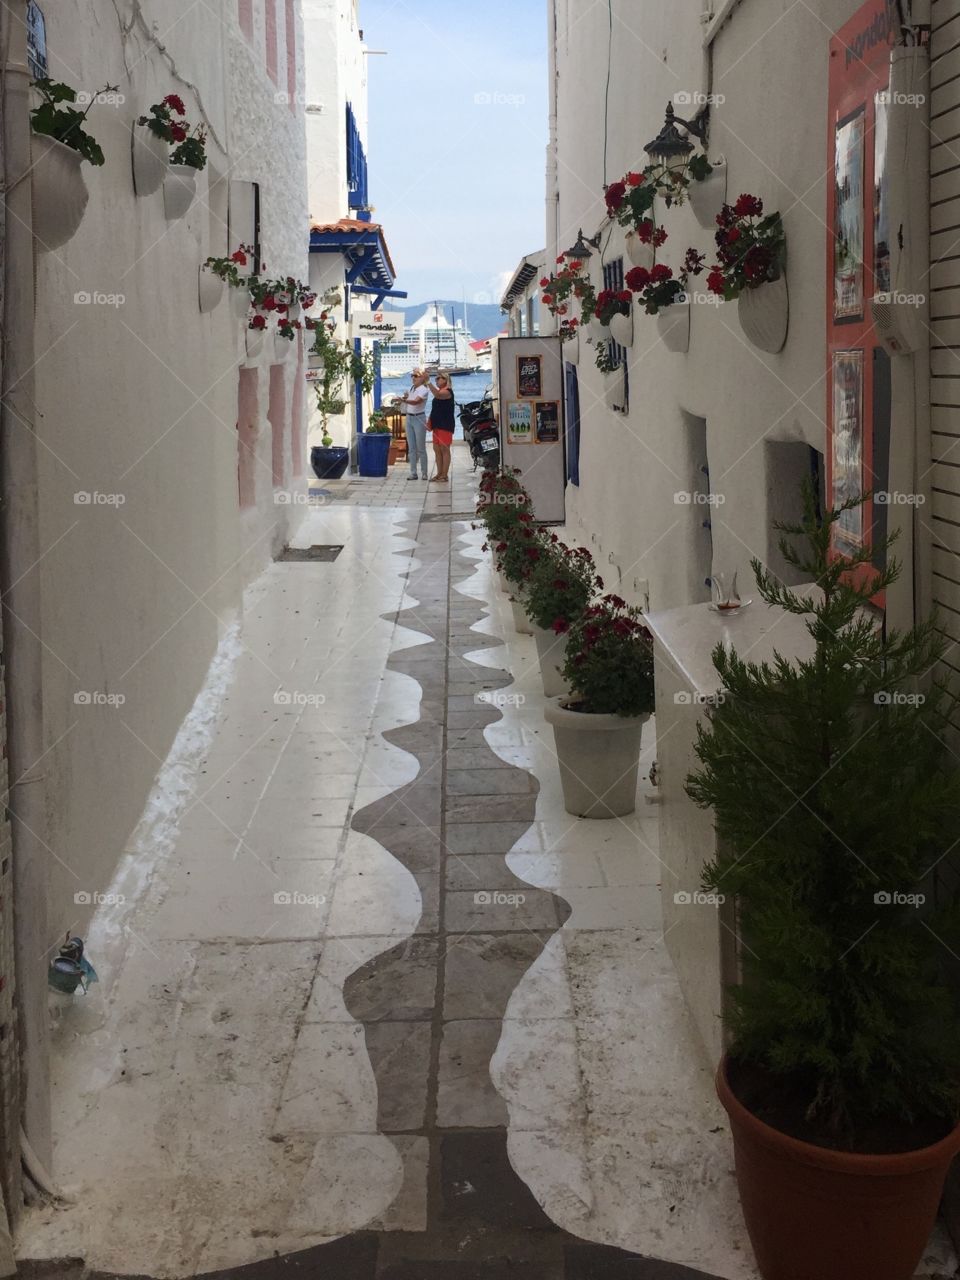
[869,45,929,356]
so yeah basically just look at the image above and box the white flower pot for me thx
[532,624,571,698]
[689,160,727,229]
[163,163,198,221]
[31,134,89,252]
[588,317,608,342]
[738,273,789,354]
[243,325,265,365]
[511,597,534,636]
[609,310,634,348]
[544,697,649,818]
[657,297,691,353]
[273,331,295,362]
[198,265,224,313]
[563,332,580,366]
[230,285,253,326]
[131,125,168,197]
[624,232,656,270]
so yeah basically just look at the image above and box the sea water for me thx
[381,370,493,439]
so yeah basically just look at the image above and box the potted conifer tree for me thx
[686,486,960,1280]
[544,595,655,817]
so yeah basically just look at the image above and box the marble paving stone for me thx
[443,747,518,770]
[368,1135,429,1232]
[358,825,441,871]
[560,885,664,932]
[436,1021,509,1128]
[490,1017,584,1132]
[445,794,537,824]
[445,822,533,854]
[365,1022,433,1130]
[283,1137,404,1237]
[445,888,561,934]
[439,1131,556,1230]
[443,933,556,1019]
[412,871,440,934]
[328,935,440,1022]
[444,853,537,892]
[275,1023,379,1135]
[445,769,538,796]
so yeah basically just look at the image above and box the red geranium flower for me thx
[733,193,763,218]
[650,263,673,283]
[170,123,188,142]
[625,266,651,291]
[250,314,267,330]
[626,171,645,187]
[707,268,726,295]
[164,94,186,114]
[605,180,627,211]
[553,617,570,634]
[261,295,278,311]
[231,249,247,265]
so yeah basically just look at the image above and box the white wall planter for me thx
[273,333,295,363]
[198,266,224,314]
[609,310,634,348]
[603,367,628,412]
[131,126,168,197]
[511,597,534,636]
[624,232,656,270]
[588,317,608,342]
[657,297,691,353]
[689,160,727,229]
[243,326,265,365]
[738,274,789,354]
[31,134,89,252]
[563,332,580,366]
[532,624,570,698]
[230,286,252,326]
[163,163,198,221]
[544,698,649,818]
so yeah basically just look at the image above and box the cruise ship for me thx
[380,303,480,378]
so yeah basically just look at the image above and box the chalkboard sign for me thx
[27,2,47,79]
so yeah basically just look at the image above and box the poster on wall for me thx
[516,355,543,398]
[534,401,560,443]
[507,401,533,444]
[873,91,891,294]
[834,110,865,320]
[831,350,865,549]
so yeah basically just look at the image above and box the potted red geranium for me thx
[544,595,655,818]
[523,541,603,697]
[628,250,706,353]
[707,195,788,352]
[138,93,207,219]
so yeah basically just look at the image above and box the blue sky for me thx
[361,0,547,310]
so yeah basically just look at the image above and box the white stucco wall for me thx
[303,0,368,223]
[33,0,309,944]
[552,0,870,612]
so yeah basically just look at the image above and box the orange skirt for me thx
[432,429,454,446]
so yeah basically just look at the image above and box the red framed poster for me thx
[827,0,897,595]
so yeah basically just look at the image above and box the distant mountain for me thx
[400,300,506,343]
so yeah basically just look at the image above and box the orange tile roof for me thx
[308,217,396,278]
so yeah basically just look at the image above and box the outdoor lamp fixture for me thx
[564,228,602,261]
[644,101,709,172]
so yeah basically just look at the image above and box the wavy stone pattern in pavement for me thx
[23,518,722,1280]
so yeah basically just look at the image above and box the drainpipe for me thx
[1,0,53,1176]
[544,0,559,338]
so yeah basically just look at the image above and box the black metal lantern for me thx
[563,229,602,261]
[644,102,708,172]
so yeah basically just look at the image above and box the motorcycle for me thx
[459,396,501,471]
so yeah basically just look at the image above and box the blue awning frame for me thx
[309,224,398,301]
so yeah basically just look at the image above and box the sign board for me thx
[351,310,403,340]
[497,336,566,523]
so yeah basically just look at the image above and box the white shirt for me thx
[406,384,428,415]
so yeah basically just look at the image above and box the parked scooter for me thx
[459,396,501,471]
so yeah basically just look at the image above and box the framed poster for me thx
[831,350,864,550]
[516,354,543,398]
[873,91,891,295]
[507,401,533,444]
[833,109,865,321]
[534,401,560,443]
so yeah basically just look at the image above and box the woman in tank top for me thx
[427,372,456,483]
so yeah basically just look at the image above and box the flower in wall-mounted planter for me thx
[244,310,267,364]
[608,310,633,349]
[546,594,655,819]
[707,195,788,353]
[592,290,633,364]
[138,95,208,220]
[200,243,255,316]
[688,156,728,229]
[29,78,107,251]
[132,93,187,197]
[624,218,665,270]
[559,319,580,365]
[540,258,597,329]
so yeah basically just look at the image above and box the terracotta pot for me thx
[163,162,198,221]
[544,697,648,818]
[131,125,168,197]
[717,1056,960,1280]
[738,274,789,354]
[624,231,655,269]
[608,309,634,348]
[532,624,570,698]
[31,134,89,251]
[657,297,690,353]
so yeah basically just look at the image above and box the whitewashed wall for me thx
[33,0,309,943]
